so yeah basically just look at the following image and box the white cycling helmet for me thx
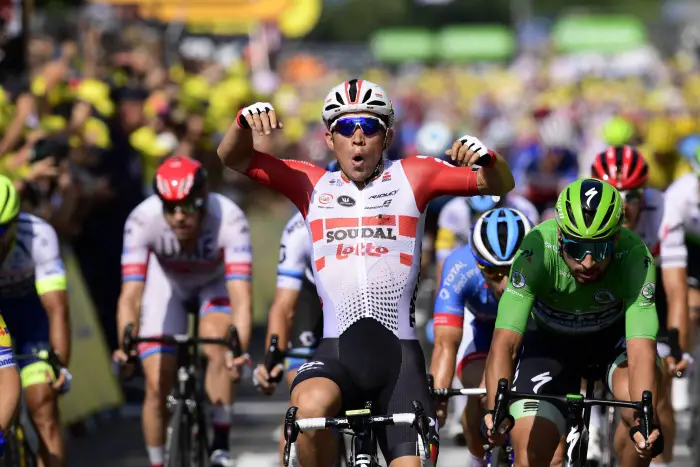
[322,79,394,129]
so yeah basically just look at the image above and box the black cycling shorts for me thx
[286,282,323,372]
[291,318,439,464]
[510,319,628,429]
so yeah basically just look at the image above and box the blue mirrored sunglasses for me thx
[331,116,386,137]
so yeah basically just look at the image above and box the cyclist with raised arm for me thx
[591,145,683,466]
[0,175,72,467]
[217,78,515,467]
[484,178,663,467]
[114,156,253,467]
[430,207,533,467]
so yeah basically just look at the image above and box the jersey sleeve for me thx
[659,180,687,269]
[401,156,479,212]
[32,222,67,295]
[222,208,253,281]
[623,246,659,340]
[433,252,469,329]
[121,208,151,282]
[276,215,310,291]
[435,200,467,262]
[495,230,544,334]
[244,151,326,217]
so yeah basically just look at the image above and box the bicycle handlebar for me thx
[264,334,314,384]
[426,373,486,397]
[121,323,242,359]
[283,400,432,467]
[490,377,654,441]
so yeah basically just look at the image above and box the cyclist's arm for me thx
[434,201,465,295]
[659,191,690,351]
[118,212,150,346]
[34,224,70,366]
[430,252,468,390]
[267,216,307,349]
[217,119,255,172]
[242,152,325,217]
[486,235,542,409]
[624,249,660,405]
[223,211,253,353]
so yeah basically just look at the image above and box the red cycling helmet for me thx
[591,145,648,190]
[154,156,207,205]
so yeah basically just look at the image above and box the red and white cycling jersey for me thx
[121,193,253,288]
[245,152,480,339]
[634,188,664,262]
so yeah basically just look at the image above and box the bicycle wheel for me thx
[166,402,188,467]
[598,406,619,467]
[190,403,209,467]
[1,426,19,467]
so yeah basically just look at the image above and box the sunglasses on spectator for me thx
[330,116,386,137]
[560,233,615,262]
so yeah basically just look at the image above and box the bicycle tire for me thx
[1,426,19,467]
[166,402,187,467]
[191,404,209,467]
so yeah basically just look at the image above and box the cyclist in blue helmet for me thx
[429,208,533,466]
[467,195,500,213]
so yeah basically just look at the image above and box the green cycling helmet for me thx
[0,175,19,225]
[555,178,623,240]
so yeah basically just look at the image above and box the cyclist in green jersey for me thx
[483,178,663,467]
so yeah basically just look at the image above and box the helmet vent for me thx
[347,79,359,102]
[362,89,373,103]
[366,100,385,106]
[324,104,340,112]
[335,92,345,105]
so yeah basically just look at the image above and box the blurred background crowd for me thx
[3,0,700,442]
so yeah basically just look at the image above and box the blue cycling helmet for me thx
[471,208,533,267]
[326,160,340,172]
[467,195,501,213]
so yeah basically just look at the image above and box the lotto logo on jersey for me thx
[336,243,389,260]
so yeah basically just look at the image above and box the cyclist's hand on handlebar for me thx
[667,353,693,377]
[445,135,492,167]
[435,398,448,428]
[236,102,283,136]
[111,349,137,378]
[225,352,251,383]
[630,425,662,458]
[52,367,72,394]
[482,411,512,446]
[253,363,283,395]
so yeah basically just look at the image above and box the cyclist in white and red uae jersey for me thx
[218,78,514,467]
[115,156,253,467]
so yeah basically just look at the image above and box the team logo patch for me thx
[594,289,615,304]
[641,282,656,300]
[319,193,333,205]
[337,195,356,207]
[511,270,526,288]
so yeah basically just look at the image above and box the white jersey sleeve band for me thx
[277,213,311,291]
